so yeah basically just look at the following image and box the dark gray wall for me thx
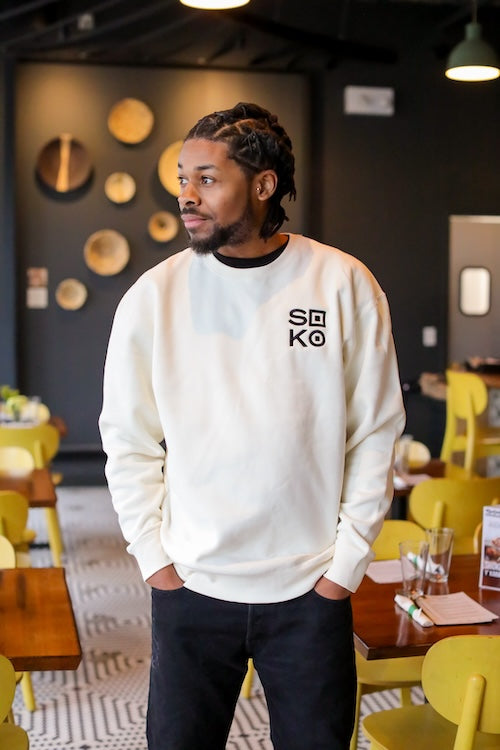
[13,64,309,455]
[0,60,16,387]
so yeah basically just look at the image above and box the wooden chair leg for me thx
[44,507,63,567]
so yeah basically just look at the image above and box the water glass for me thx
[425,527,454,582]
[399,539,429,598]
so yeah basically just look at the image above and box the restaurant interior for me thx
[1,0,500,748]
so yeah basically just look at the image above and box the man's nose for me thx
[178,182,200,208]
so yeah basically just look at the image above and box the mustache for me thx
[180,209,210,219]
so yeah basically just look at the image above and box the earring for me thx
[256,187,261,193]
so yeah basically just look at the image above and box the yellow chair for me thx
[0,447,35,478]
[0,534,16,567]
[441,370,500,475]
[0,424,64,566]
[409,477,500,554]
[0,423,60,469]
[0,491,34,567]
[350,520,427,750]
[0,654,30,748]
[362,635,500,750]
[0,535,36,713]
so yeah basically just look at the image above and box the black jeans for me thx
[147,586,356,750]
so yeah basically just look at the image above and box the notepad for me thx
[415,592,498,626]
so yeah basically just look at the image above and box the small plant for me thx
[0,384,28,421]
[0,384,19,402]
[5,394,29,421]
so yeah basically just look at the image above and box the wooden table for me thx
[0,567,81,672]
[352,554,500,661]
[0,467,57,509]
[474,372,500,390]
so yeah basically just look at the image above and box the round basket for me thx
[107,98,154,144]
[83,230,130,276]
[148,211,179,243]
[55,278,88,310]
[36,133,92,192]
[158,140,183,197]
[104,172,136,203]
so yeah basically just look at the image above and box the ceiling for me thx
[0,0,499,71]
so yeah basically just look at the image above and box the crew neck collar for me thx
[212,237,289,269]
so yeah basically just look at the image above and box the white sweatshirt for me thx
[99,234,405,603]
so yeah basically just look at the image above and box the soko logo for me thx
[289,308,327,347]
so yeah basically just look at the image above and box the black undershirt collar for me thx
[212,237,289,268]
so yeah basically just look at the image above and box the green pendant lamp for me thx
[445,1,500,81]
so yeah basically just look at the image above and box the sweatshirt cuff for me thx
[323,544,375,594]
[127,528,172,582]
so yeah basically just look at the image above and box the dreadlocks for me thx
[184,102,296,240]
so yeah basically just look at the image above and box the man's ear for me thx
[254,170,278,200]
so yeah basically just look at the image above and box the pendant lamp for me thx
[180,0,249,8]
[445,0,499,81]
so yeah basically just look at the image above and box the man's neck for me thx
[215,232,287,259]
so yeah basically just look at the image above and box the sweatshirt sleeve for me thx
[99,280,172,581]
[323,274,406,593]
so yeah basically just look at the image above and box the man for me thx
[99,102,405,750]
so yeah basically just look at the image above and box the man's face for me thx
[177,138,257,255]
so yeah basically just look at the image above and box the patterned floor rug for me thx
[13,486,423,749]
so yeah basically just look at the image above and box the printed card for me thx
[479,505,500,591]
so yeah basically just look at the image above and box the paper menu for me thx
[479,505,500,591]
[415,592,498,626]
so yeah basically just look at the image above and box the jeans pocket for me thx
[310,588,351,605]
[151,584,185,597]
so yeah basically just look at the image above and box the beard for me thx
[184,199,255,256]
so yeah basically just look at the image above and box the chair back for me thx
[0,653,30,748]
[444,462,478,481]
[409,476,500,554]
[422,635,500,743]
[0,491,30,546]
[0,446,35,478]
[372,520,426,560]
[0,535,16,568]
[0,654,16,723]
[0,423,60,468]
[441,370,490,473]
[447,370,489,421]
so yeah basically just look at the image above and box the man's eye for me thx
[201,176,214,185]
[178,177,187,186]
